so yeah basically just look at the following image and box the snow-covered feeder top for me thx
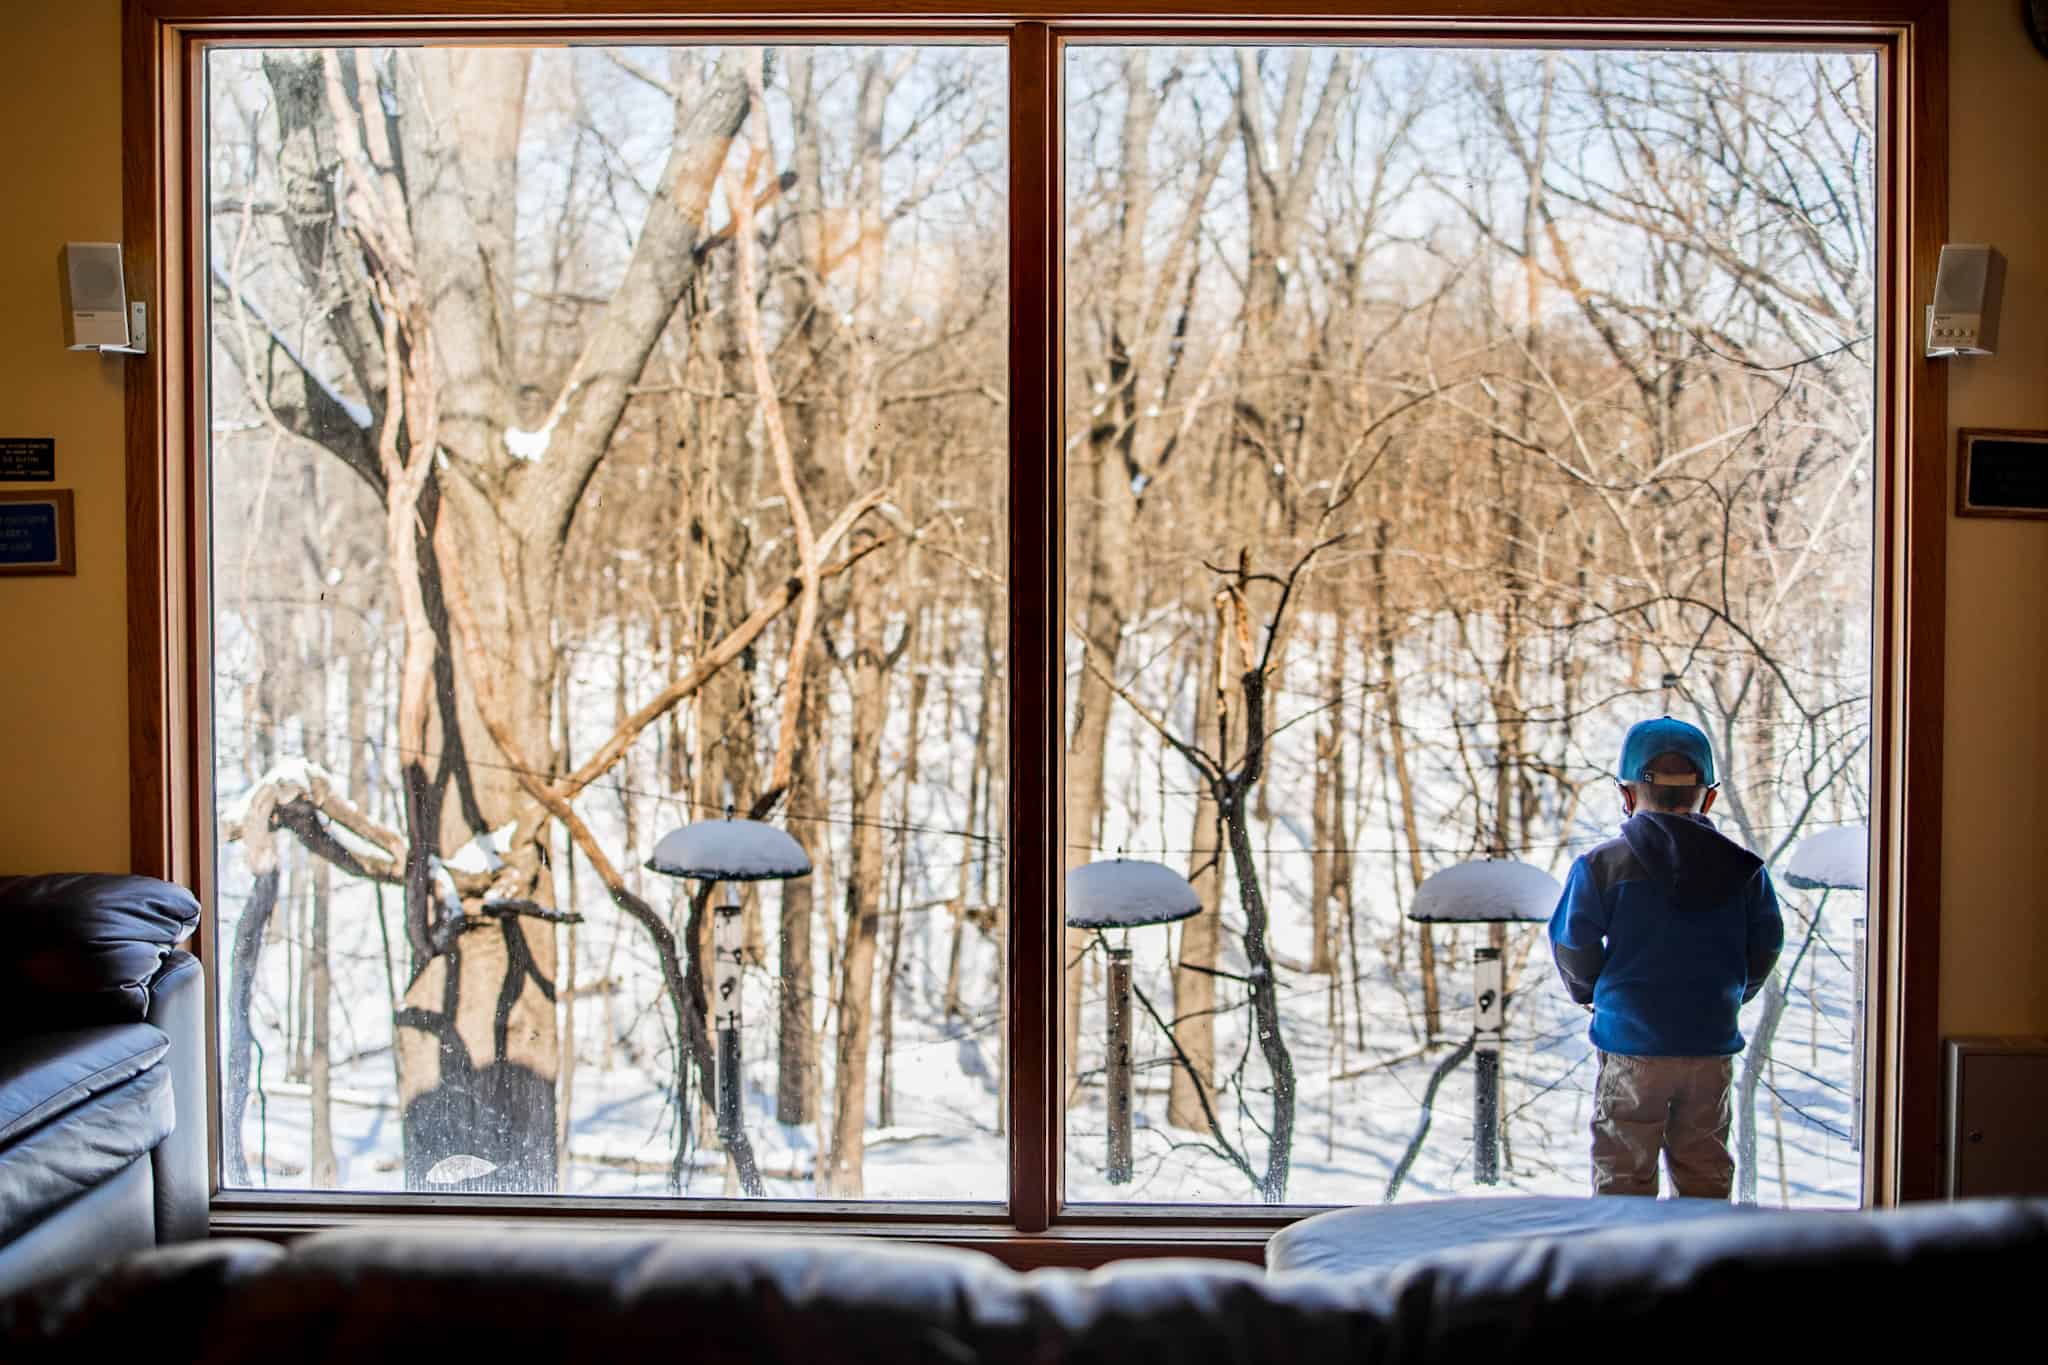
[1408,859,1560,924]
[1782,824,1868,892]
[645,819,812,882]
[1066,859,1203,930]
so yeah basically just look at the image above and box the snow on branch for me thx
[220,759,492,899]
[208,260,375,433]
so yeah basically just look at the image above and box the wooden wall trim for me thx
[126,0,1949,1231]
[1890,0,1948,1204]
[130,0,1954,28]
[123,0,167,882]
[124,4,201,894]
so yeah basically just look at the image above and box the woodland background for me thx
[207,42,1874,1204]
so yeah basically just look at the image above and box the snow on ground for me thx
[216,608,1867,1209]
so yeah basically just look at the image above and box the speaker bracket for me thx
[93,301,148,357]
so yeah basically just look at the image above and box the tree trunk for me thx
[824,595,890,1196]
[1373,522,1440,1038]
[878,658,926,1131]
[1224,779,1295,1203]
[776,654,823,1125]
[687,470,760,1144]
[945,605,998,1020]
[308,857,336,1187]
[879,873,907,1132]
[296,576,336,1187]
[251,43,754,1193]
[288,852,306,1084]
[390,511,564,1192]
[1168,624,1223,1130]
[1065,536,1126,1095]
[1308,607,1346,974]
[556,668,579,1187]
[1209,577,1302,1202]
[225,789,282,1188]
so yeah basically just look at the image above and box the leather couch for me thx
[1,1198,2042,1361]
[0,874,207,1296]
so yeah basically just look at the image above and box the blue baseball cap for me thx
[1618,717,1716,787]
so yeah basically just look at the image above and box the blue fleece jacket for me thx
[1548,812,1785,1057]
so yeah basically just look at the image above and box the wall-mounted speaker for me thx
[1927,243,2006,358]
[60,241,130,351]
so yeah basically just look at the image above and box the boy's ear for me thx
[1700,787,1719,815]
[1617,781,1636,816]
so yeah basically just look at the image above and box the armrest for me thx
[0,875,200,1028]
[145,951,209,1244]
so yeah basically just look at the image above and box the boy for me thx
[1548,717,1784,1199]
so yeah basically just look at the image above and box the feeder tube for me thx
[715,901,744,1143]
[1473,946,1504,1185]
[1107,946,1134,1184]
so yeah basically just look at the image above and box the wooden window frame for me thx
[124,0,1949,1266]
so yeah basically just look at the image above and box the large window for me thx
[160,9,1940,1233]
[1060,44,1875,1206]
[208,42,1009,1199]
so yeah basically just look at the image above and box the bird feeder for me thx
[1783,825,1868,894]
[646,818,812,1150]
[1407,859,1560,1185]
[1784,824,1868,1150]
[1067,858,1202,1185]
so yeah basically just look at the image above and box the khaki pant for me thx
[1591,1051,1734,1198]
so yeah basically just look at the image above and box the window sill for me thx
[208,1195,1273,1269]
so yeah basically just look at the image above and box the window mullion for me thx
[1005,18,1062,1236]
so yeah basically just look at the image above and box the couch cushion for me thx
[0,1030,173,1244]
[1358,1197,2048,1359]
[1266,1193,1759,1275]
[1,1202,2046,1363]
[0,1239,283,1350]
[0,875,200,1028]
[0,1024,168,1149]
[0,1231,1309,1363]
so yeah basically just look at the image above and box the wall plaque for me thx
[0,490,75,576]
[1958,429,2048,520]
[0,438,55,482]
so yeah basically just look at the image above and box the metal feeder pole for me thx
[1106,945,1134,1185]
[714,900,744,1144]
[1473,946,1504,1185]
[1851,915,1865,1152]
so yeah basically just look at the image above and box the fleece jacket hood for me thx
[1619,811,1764,914]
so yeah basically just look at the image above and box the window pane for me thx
[1062,45,1875,1205]
[208,44,1009,1199]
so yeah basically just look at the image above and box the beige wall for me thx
[1941,0,2048,1037]
[0,1,2038,1031]
[0,0,128,873]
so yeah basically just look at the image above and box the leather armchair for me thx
[0,874,207,1295]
